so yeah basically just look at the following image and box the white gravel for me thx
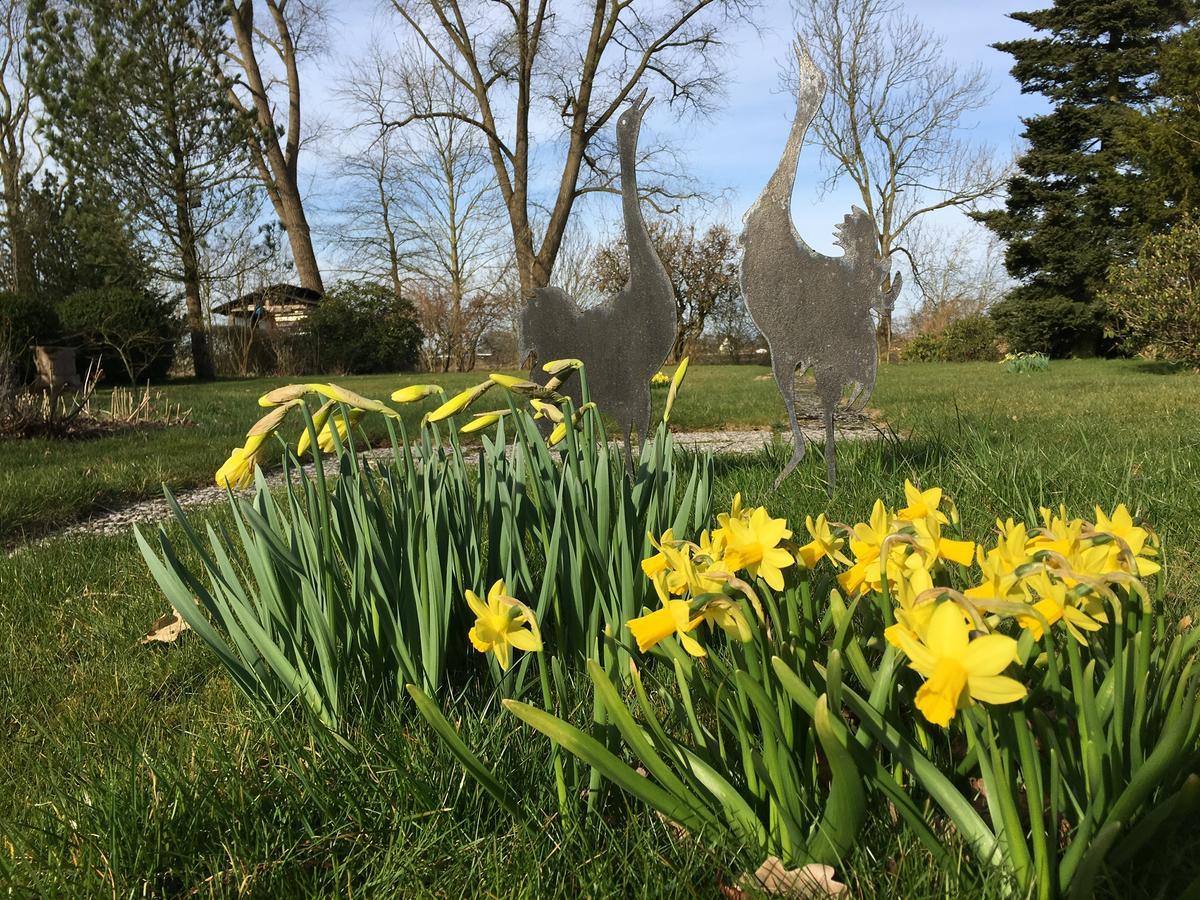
[13,421,882,549]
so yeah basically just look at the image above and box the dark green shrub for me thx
[989,294,1102,357]
[0,292,62,382]
[1103,216,1200,367]
[308,282,422,375]
[900,331,946,362]
[941,315,1000,362]
[58,286,179,383]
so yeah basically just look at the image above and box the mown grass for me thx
[3,359,1200,896]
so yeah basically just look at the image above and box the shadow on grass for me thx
[1132,360,1192,376]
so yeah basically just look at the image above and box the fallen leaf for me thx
[140,609,190,646]
[1180,615,1193,632]
[736,857,848,898]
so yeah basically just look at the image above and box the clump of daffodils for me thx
[824,483,1157,726]
[627,480,1159,729]
[626,492,792,657]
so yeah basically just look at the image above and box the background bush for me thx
[0,292,62,382]
[308,282,423,375]
[941,314,1000,362]
[1103,216,1200,367]
[58,286,179,383]
[989,294,1102,358]
[900,315,1000,363]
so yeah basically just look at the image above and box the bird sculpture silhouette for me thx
[739,45,901,493]
[520,92,676,468]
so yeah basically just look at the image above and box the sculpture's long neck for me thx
[620,133,657,283]
[757,81,822,215]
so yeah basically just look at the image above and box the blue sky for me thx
[305,1,1046,265]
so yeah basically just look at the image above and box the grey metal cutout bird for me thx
[739,44,901,494]
[520,92,676,467]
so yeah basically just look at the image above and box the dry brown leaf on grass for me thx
[726,857,847,899]
[139,609,191,646]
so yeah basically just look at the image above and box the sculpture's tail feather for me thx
[823,403,836,497]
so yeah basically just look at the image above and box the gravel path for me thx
[14,419,882,549]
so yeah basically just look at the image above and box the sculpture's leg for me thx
[622,421,635,474]
[822,402,836,497]
[772,355,806,489]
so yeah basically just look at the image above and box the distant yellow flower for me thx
[662,356,689,423]
[796,513,852,569]
[897,480,949,525]
[466,580,542,672]
[885,601,1027,727]
[723,506,795,590]
[391,384,444,404]
[426,381,494,422]
[651,371,670,386]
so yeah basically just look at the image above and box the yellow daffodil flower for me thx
[215,434,269,489]
[627,593,706,658]
[662,356,689,423]
[796,513,852,569]
[466,580,542,672]
[216,400,300,488]
[897,480,949,524]
[542,358,583,376]
[885,601,1027,727]
[460,410,511,433]
[911,514,976,568]
[426,381,494,422]
[1093,504,1161,576]
[1015,572,1104,644]
[547,403,594,447]
[391,384,444,404]
[696,596,752,642]
[529,399,565,423]
[722,506,795,590]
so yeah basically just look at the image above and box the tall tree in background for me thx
[1121,23,1200,234]
[222,0,325,293]
[978,0,1196,355]
[31,0,253,379]
[0,0,38,296]
[341,48,513,373]
[794,0,1005,355]
[592,220,739,361]
[387,0,752,300]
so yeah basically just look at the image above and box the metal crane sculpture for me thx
[739,45,901,493]
[520,92,676,467]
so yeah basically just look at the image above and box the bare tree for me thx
[0,1,39,295]
[903,222,1010,336]
[707,289,761,363]
[341,47,513,372]
[222,0,325,293]
[386,0,753,300]
[793,0,1006,353]
[592,218,739,361]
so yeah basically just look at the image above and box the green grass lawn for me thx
[2,359,1199,896]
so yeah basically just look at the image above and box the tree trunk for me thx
[277,186,323,293]
[173,186,213,380]
[0,153,34,296]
